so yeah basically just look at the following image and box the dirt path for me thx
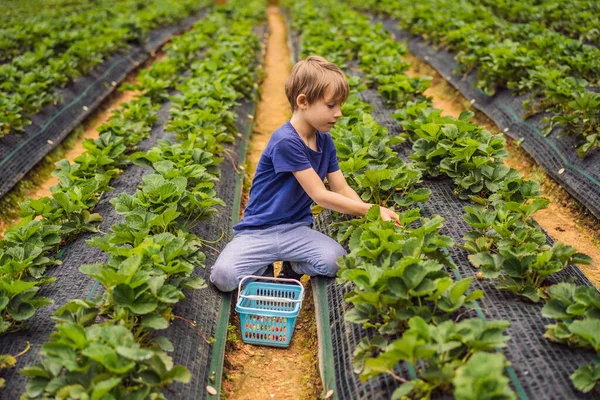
[223,6,322,399]
[404,54,600,286]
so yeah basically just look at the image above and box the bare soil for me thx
[224,6,322,399]
[224,276,321,400]
[404,53,600,287]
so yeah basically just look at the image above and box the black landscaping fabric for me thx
[0,9,207,200]
[376,17,600,221]
[313,86,599,399]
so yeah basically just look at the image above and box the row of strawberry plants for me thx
[0,0,209,136]
[335,1,600,393]
[396,94,600,394]
[287,1,518,398]
[349,0,600,158]
[394,102,594,304]
[335,0,598,303]
[471,0,600,45]
[0,3,230,341]
[396,104,599,392]
[18,2,264,398]
[0,0,120,62]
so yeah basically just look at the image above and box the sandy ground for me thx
[223,6,322,400]
[404,53,600,287]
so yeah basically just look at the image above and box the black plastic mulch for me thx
[0,8,208,200]
[376,17,600,221]
[312,85,600,399]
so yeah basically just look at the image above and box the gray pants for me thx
[209,221,347,292]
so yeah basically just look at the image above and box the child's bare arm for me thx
[293,168,399,221]
[326,170,362,202]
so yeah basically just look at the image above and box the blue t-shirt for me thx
[234,121,340,231]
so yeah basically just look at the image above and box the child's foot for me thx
[278,261,303,281]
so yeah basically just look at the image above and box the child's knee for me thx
[318,243,346,276]
[210,263,239,292]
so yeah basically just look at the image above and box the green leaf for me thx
[366,205,381,222]
[25,377,49,398]
[570,364,600,393]
[153,337,174,352]
[142,314,170,330]
[112,284,157,315]
[571,253,593,265]
[116,346,154,361]
[91,377,121,400]
[569,319,600,351]
[168,365,191,383]
[541,299,571,320]
[450,278,473,303]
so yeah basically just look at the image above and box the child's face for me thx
[303,86,343,132]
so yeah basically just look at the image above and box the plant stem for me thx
[388,369,408,383]
[171,314,212,344]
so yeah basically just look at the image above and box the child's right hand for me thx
[380,207,400,224]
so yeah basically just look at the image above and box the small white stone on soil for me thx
[469,99,476,105]
[83,105,88,111]
[325,389,335,399]
[47,139,54,145]
[558,168,565,174]
[503,127,509,133]
[206,385,217,395]
[111,81,117,87]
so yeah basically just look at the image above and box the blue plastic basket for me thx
[235,275,304,348]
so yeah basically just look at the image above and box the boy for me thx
[210,56,399,292]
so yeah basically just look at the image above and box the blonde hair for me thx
[285,55,349,112]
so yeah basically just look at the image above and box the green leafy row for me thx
[470,0,600,45]
[287,1,517,398]
[0,0,127,62]
[391,102,594,303]
[0,0,209,136]
[18,2,265,398]
[341,0,600,393]
[349,0,600,157]
[0,4,231,338]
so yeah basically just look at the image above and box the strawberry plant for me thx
[541,282,600,394]
[358,316,513,399]
[462,199,593,302]
[20,318,191,399]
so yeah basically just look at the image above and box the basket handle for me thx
[238,275,305,303]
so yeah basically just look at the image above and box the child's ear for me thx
[296,94,308,110]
